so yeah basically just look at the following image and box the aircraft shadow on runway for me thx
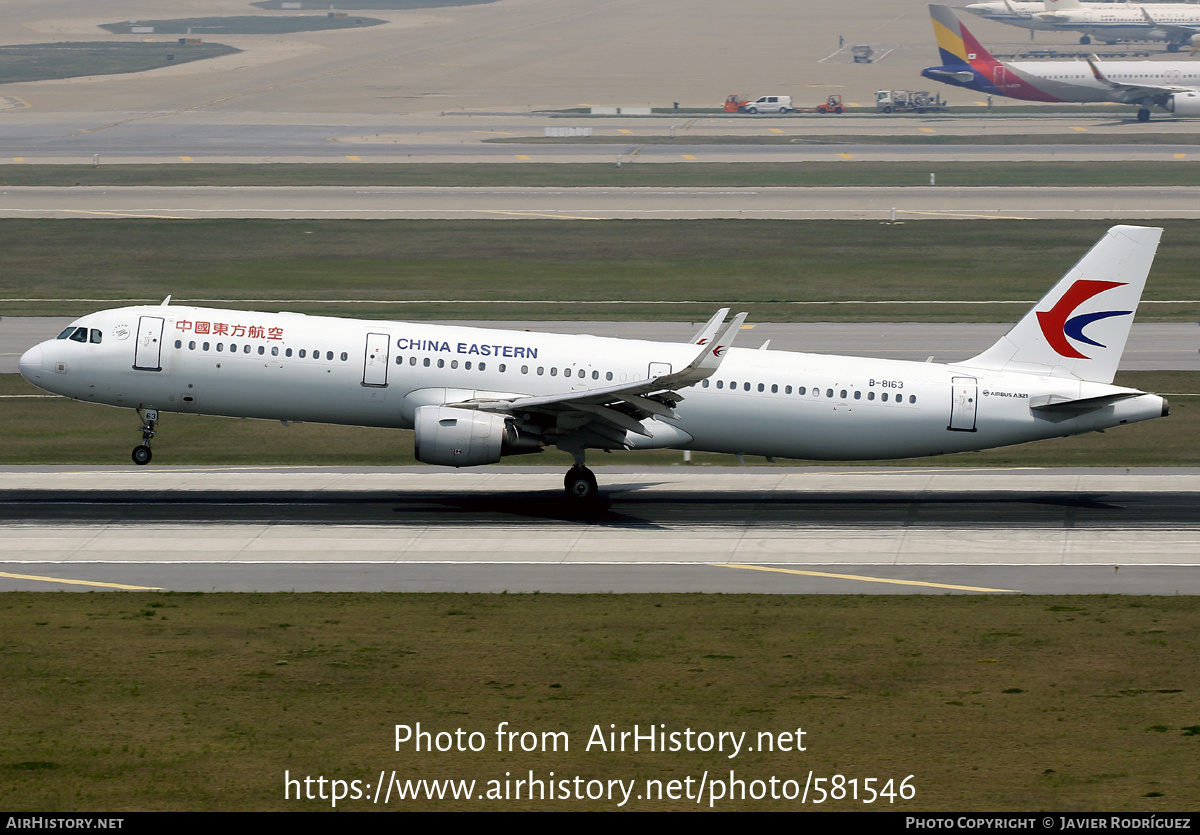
[2,489,1192,528]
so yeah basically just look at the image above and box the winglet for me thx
[689,307,729,345]
[660,311,747,387]
[1086,55,1114,86]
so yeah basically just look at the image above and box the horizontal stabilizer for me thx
[1029,392,1140,412]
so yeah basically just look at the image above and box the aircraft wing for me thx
[1140,8,1200,45]
[1086,56,1195,102]
[464,310,747,441]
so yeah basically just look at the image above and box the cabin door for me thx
[133,316,165,372]
[948,376,978,432]
[362,332,391,387]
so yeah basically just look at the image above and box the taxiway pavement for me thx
[4,185,1200,221]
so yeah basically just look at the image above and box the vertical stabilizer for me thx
[929,4,1002,67]
[960,226,1161,384]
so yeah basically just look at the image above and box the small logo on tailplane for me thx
[1036,280,1132,360]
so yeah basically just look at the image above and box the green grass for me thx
[2,372,1193,467]
[99,16,385,35]
[1,219,1198,321]
[0,43,239,84]
[2,162,1198,188]
[1,593,1197,810]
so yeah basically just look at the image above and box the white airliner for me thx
[1036,0,1200,51]
[966,0,1200,50]
[19,226,1169,501]
[924,4,1200,121]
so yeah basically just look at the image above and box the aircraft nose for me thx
[18,344,43,384]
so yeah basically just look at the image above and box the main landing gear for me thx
[1137,107,1152,122]
[132,408,158,465]
[564,465,598,501]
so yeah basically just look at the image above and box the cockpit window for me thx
[90,329,103,344]
[57,327,75,339]
[68,327,88,343]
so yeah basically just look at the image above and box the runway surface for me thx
[3,319,1196,374]
[4,185,1200,220]
[2,467,1197,594]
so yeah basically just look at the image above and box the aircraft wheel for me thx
[1167,43,1182,53]
[132,445,153,466]
[1137,108,1151,122]
[564,466,598,501]
[1080,35,1091,45]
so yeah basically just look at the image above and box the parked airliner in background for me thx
[19,227,1168,501]
[964,1,1061,32]
[966,0,1200,50]
[923,4,1200,120]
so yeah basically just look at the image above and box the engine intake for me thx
[413,405,540,467]
[1166,91,1200,117]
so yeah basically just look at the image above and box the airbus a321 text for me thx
[19,226,1169,501]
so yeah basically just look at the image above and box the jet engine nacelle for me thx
[1166,91,1200,116]
[413,405,540,467]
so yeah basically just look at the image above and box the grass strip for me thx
[1,219,1199,321]
[1,592,1197,810]
[2,162,1198,188]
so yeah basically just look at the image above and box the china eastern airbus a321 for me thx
[19,226,1168,501]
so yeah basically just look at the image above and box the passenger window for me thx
[606,372,613,381]
[175,340,182,349]
[909,395,916,404]
[299,349,306,358]
[326,351,333,361]
[479,362,486,371]
[702,379,709,388]
[868,391,875,401]
[189,341,196,350]
[550,367,557,376]
[592,370,599,380]
[798,386,805,395]
[451,360,458,369]
[217,343,224,352]
[410,357,416,366]
[395,355,402,365]
[840,390,847,399]
[757,383,765,392]
[423,358,430,367]
[90,329,103,344]
[854,391,861,400]
[437,359,445,368]
[826,389,833,398]
[203,342,210,351]
[537,367,544,376]
[785,385,792,394]
[717,380,724,389]
[272,347,279,356]
[244,345,251,354]
[743,382,750,391]
[521,365,528,374]
[258,346,265,355]
[882,392,889,402]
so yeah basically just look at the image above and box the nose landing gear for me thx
[132,409,158,465]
